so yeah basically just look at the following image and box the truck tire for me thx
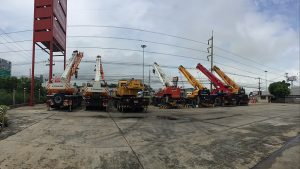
[53,94,64,107]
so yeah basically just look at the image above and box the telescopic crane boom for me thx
[178,65,215,107]
[213,65,239,93]
[152,62,182,108]
[60,51,83,84]
[153,62,172,87]
[213,65,249,105]
[196,63,232,93]
[178,65,204,91]
[83,55,110,110]
[196,63,236,106]
[97,56,105,82]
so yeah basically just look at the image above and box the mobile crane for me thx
[178,65,215,107]
[213,65,249,105]
[47,50,83,111]
[83,55,110,110]
[153,62,183,108]
[113,79,149,112]
[196,63,236,106]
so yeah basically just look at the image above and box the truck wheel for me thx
[53,94,64,106]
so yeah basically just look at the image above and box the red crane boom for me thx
[196,63,232,93]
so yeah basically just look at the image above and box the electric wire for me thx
[0,27,292,75]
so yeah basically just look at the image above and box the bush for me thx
[0,105,9,128]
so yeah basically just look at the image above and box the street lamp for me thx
[264,70,268,92]
[141,45,147,86]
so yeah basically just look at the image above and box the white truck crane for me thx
[46,50,83,111]
[153,62,172,87]
[83,55,110,110]
[152,62,183,108]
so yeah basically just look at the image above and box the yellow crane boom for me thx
[178,65,205,98]
[213,65,240,93]
[178,65,204,90]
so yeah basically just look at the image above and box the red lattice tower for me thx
[30,0,67,106]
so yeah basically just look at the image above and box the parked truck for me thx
[113,79,149,112]
[83,55,110,110]
[178,65,215,107]
[213,65,249,105]
[196,63,236,106]
[46,50,83,111]
[153,62,184,108]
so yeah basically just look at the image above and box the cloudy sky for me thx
[0,0,299,91]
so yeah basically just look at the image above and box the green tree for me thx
[268,81,290,98]
[0,77,47,105]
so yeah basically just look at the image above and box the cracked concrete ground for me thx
[0,103,299,169]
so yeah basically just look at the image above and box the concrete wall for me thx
[270,96,300,104]
[257,95,271,103]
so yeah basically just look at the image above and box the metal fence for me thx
[0,89,45,107]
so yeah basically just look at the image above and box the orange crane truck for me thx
[213,65,249,105]
[46,50,83,111]
[178,65,215,107]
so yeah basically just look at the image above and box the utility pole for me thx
[148,65,151,87]
[258,77,261,95]
[141,45,147,86]
[207,30,214,91]
[264,70,268,92]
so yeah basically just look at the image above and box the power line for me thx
[67,46,208,61]
[0,49,33,54]
[69,25,289,74]
[0,27,292,78]
[6,47,284,82]
[0,39,31,45]
[13,59,274,82]
[68,25,208,45]
[214,53,284,77]
[0,34,33,61]
[0,30,31,36]
[0,27,293,76]
[214,46,286,73]
[68,35,207,53]
[0,35,207,54]
[0,29,43,61]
